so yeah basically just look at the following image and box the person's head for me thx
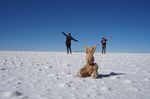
[68,33,71,36]
[102,37,105,40]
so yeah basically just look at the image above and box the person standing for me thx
[101,37,107,54]
[62,32,78,54]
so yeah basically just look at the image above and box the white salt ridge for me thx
[0,51,150,99]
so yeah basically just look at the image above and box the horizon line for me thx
[0,50,150,53]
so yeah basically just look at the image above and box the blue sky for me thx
[0,0,150,52]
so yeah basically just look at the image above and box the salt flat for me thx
[0,51,150,99]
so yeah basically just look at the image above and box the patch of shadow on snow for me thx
[97,72,126,79]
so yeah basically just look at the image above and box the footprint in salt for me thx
[3,62,6,65]
[101,86,112,91]
[63,63,71,67]
[20,62,24,66]
[131,87,140,91]
[67,64,71,67]
[71,86,79,90]
[83,94,90,98]
[39,69,42,71]
[1,68,6,71]
[13,91,23,97]
[66,72,73,78]
[65,81,72,88]
[11,61,16,66]
[49,66,53,69]
[0,90,22,98]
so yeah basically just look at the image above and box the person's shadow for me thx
[97,72,126,79]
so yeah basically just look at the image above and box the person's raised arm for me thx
[71,37,78,42]
[61,32,67,37]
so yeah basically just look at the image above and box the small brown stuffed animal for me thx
[77,45,99,78]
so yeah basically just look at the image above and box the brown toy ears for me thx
[85,45,96,54]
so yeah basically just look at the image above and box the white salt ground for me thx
[0,51,150,99]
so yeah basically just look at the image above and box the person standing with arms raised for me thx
[62,32,78,54]
[101,37,107,54]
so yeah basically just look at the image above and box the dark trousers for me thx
[66,44,72,54]
[102,46,106,54]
